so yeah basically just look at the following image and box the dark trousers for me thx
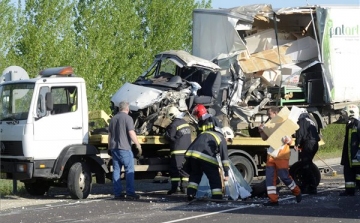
[169,154,188,190]
[299,140,319,191]
[186,158,223,199]
[344,164,360,194]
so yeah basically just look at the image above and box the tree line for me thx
[0,0,211,112]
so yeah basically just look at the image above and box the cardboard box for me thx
[245,29,296,54]
[237,45,293,73]
[263,106,300,149]
[285,36,318,63]
[258,69,280,87]
[237,36,318,73]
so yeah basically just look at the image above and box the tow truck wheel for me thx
[230,156,254,184]
[67,162,92,199]
[24,180,50,196]
[289,161,321,189]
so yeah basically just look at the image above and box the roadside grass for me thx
[316,123,344,160]
[0,124,345,197]
[0,179,26,198]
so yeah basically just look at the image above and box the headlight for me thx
[16,164,27,172]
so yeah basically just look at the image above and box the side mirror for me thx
[36,95,46,117]
[45,92,54,111]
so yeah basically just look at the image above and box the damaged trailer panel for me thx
[192,4,360,129]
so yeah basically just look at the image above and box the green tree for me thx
[73,0,146,111]
[6,0,75,77]
[73,0,211,112]
[0,0,17,71]
[3,0,211,112]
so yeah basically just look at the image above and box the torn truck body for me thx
[193,4,360,130]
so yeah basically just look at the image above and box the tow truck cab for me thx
[0,66,107,199]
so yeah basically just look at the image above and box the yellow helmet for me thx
[167,106,180,120]
[343,104,359,120]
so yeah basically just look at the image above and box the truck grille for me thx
[0,141,24,156]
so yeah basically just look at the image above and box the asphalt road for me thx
[1,171,359,223]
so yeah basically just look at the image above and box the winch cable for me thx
[315,154,337,176]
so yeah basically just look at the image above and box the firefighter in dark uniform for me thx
[182,127,230,201]
[294,109,321,194]
[340,104,360,196]
[165,106,192,195]
[192,104,222,135]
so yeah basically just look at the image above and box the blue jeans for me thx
[111,149,135,196]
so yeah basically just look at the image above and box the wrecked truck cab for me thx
[110,50,221,135]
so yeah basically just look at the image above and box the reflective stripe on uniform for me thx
[267,186,277,195]
[351,160,360,166]
[356,175,360,181]
[198,123,214,132]
[211,188,223,195]
[287,180,296,190]
[202,131,221,145]
[182,177,189,182]
[345,182,356,188]
[177,123,190,130]
[171,150,187,155]
[348,128,357,167]
[188,182,198,190]
[222,160,230,168]
[185,150,218,165]
[171,178,181,182]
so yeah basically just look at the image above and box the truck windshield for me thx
[0,83,35,121]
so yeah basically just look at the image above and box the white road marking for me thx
[162,204,258,223]
[161,186,344,223]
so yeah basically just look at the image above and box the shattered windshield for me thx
[0,83,34,121]
[143,58,177,79]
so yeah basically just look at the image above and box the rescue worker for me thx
[165,106,192,195]
[340,104,360,196]
[294,108,320,194]
[182,127,231,201]
[192,104,222,135]
[258,106,302,206]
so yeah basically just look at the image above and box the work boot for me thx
[167,186,181,195]
[167,189,177,195]
[263,201,279,207]
[211,195,223,200]
[113,194,126,200]
[127,193,141,200]
[296,193,302,203]
[187,194,195,201]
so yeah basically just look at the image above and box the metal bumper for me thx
[0,159,33,180]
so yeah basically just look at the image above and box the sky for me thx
[211,0,360,9]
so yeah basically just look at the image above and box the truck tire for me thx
[67,162,92,199]
[289,161,321,188]
[229,156,254,184]
[24,180,50,196]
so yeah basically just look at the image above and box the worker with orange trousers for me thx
[258,106,302,206]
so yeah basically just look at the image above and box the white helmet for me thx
[343,104,359,120]
[167,106,180,120]
[300,108,307,114]
[222,126,234,140]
